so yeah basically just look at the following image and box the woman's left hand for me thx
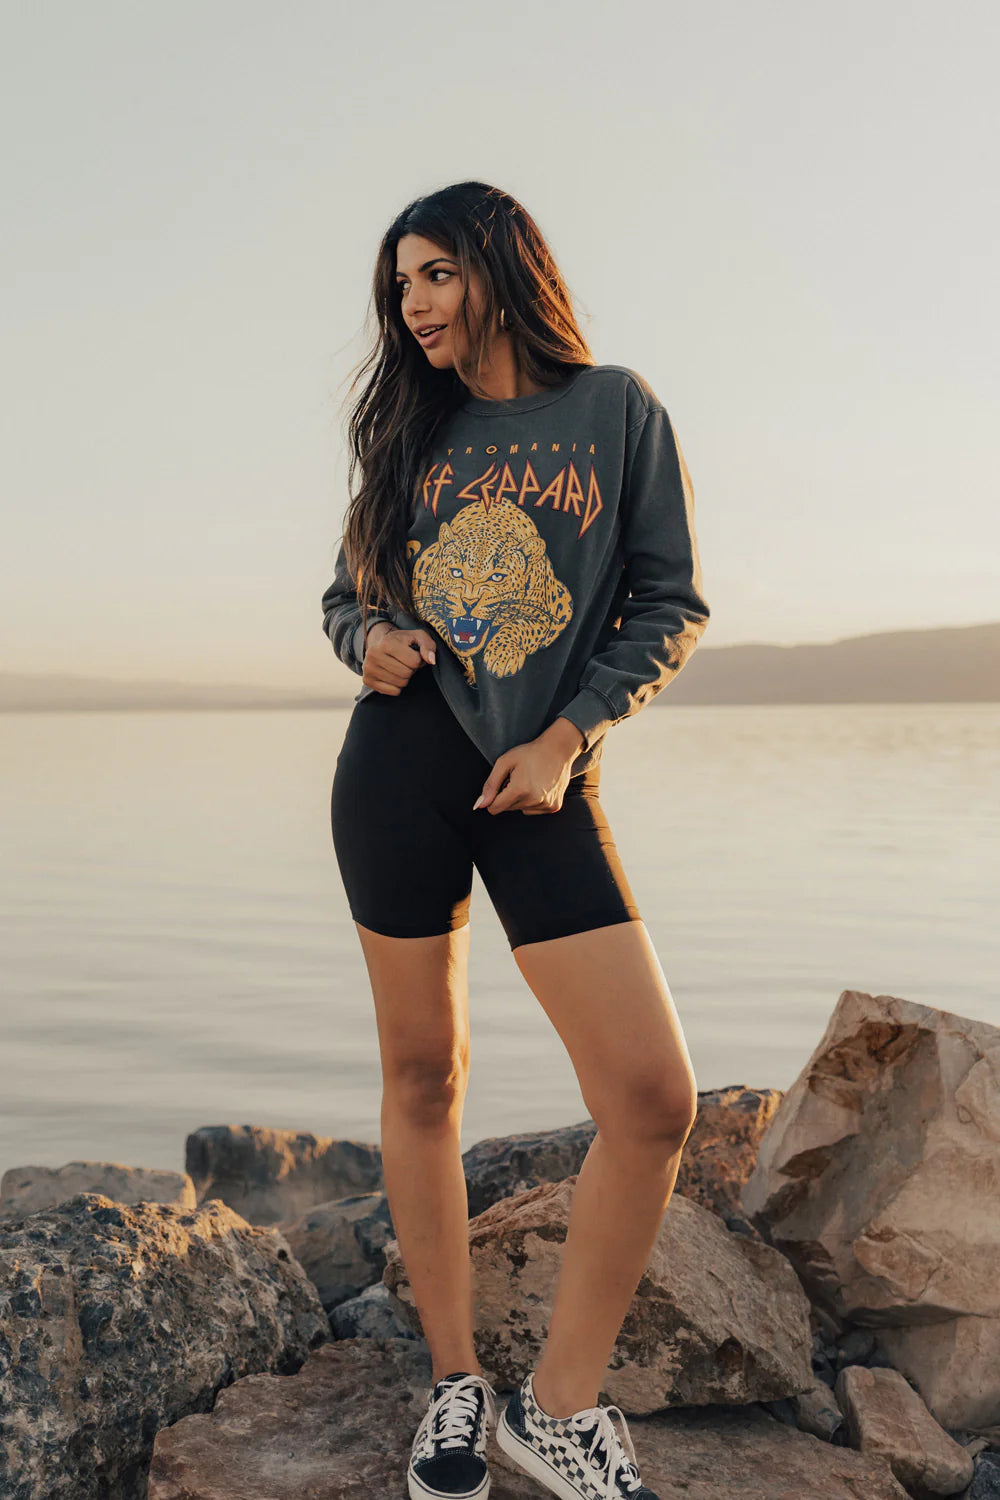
[473,718,586,816]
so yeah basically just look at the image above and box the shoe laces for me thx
[423,1373,497,1454]
[570,1403,645,1498]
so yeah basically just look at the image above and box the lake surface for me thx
[1,702,997,1180]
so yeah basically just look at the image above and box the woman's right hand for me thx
[361,622,439,695]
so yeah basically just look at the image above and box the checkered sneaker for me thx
[496,1370,658,1500]
[408,1370,497,1499]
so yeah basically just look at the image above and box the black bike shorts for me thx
[330,664,642,951]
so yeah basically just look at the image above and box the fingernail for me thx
[473,796,483,810]
[429,651,436,663]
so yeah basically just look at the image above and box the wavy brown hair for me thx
[337,180,594,625]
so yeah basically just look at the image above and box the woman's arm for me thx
[321,538,396,677]
[554,405,710,751]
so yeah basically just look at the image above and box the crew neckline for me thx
[460,365,591,416]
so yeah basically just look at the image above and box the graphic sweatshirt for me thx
[321,363,710,778]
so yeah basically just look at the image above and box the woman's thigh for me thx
[354,922,473,1087]
[473,775,695,1133]
[471,771,642,951]
[513,919,698,1140]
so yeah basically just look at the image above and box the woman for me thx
[321,180,709,1500]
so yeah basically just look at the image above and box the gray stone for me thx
[283,1192,386,1314]
[0,1191,328,1499]
[968,1452,1000,1498]
[328,1283,422,1341]
[793,1382,844,1441]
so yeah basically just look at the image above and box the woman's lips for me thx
[416,325,446,347]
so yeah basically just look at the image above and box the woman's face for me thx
[394,232,488,370]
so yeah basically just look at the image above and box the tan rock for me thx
[875,1315,1000,1432]
[184,1124,382,1226]
[0,1160,195,1219]
[676,1085,784,1223]
[0,1192,327,1500]
[836,1365,974,1498]
[743,989,1000,1428]
[384,1177,814,1414]
[149,1338,909,1499]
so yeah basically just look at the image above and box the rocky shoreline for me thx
[2,987,997,1499]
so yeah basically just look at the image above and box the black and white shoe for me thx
[496,1370,659,1499]
[407,1369,496,1499]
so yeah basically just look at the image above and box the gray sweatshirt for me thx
[321,363,710,777]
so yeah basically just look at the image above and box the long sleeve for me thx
[321,538,395,678]
[555,405,710,752]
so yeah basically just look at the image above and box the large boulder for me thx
[0,1161,195,1220]
[149,1337,909,1499]
[0,1192,328,1499]
[384,1176,814,1413]
[742,989,1000,1429]
[461,1086,781,1222]
[185,1124,382,1226]
[836,1365,974,1498]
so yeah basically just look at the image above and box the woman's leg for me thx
[512,917,697,1418]
[355,919,481,1384]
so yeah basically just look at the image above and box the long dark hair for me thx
[337,180,594,624]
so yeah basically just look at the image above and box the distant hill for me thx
[2,620,997,711]
[664,620,1000,704]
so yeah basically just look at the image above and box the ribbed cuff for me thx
[553,686,619,753]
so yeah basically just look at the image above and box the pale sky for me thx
[3,1,997,694]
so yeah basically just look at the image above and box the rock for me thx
[282,1192,387,1314]
[967,1452,1000,1497]
[875,1317,1000,1432]
[148,1338,909,1498]
[837,1365,975,1498]
[328,1283,422,1341]
[462,1118,598,1217]
[461,1086,781,1221]
[793,1382,844,1441]
[185,1124,382,1226]
[0,1161,195,1220]
[0,1191,328,1500]
[675,1085,785,1222]
[350,1190,395,1269]
[837,1327,878,1368]
[742,989,1000,1429]
[384,1176,814,1414]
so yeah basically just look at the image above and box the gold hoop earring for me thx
[499,307,507,329]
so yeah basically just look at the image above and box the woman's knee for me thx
[382,1046,470,1126]
[590,1061,698,1150]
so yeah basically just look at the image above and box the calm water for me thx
[1,703,997,1181]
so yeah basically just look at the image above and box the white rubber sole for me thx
[495,1409,586,1500]
[407,1461,490,1499]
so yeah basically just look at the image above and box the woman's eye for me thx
[396,270,452,294]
